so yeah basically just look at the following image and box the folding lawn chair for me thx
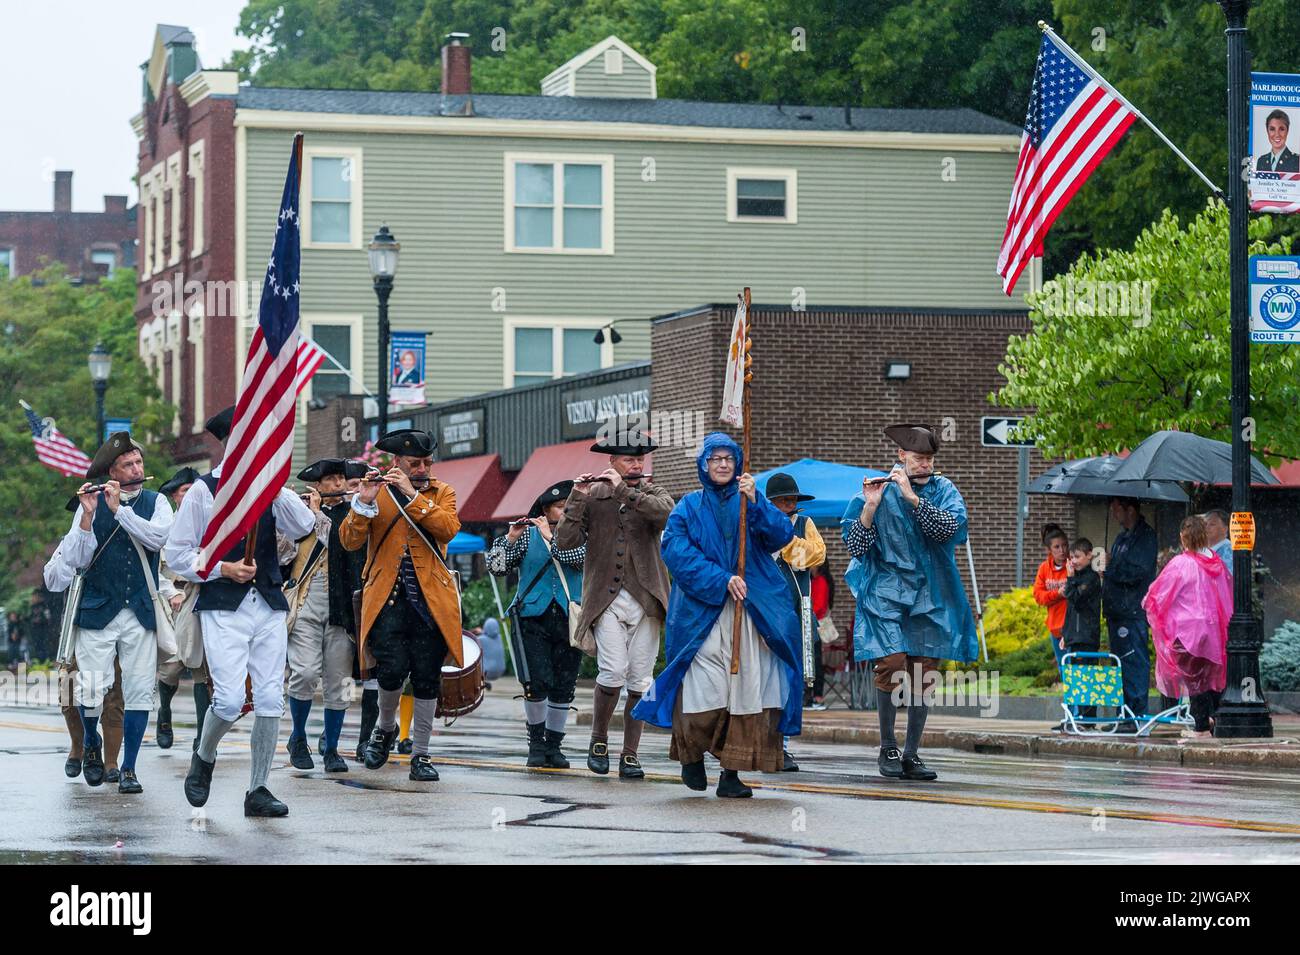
[1059,651,1139,735]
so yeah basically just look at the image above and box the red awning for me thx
[430,453,512,523]
[1270,459,1300,487]
[490,439,654,522]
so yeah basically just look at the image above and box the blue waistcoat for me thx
[511,528,582,619]
[75,490,160,632]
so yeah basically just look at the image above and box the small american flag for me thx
[22,401,92,477]
[294,337,327,396]
[199,134,305,576]
[997,33,1136,295]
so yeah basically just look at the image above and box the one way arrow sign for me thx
[981,416,1034,447]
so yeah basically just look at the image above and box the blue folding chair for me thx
[1059,651,1138,735]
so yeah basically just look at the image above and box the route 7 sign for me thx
[981,416,1034,447]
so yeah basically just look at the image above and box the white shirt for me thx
[43,489,174,593]
[162,463,316,583]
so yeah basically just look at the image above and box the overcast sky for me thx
[0,1,249,211]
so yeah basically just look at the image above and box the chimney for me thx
[104,195,128,215]
[53,171,73,212]
[441,32,471,95]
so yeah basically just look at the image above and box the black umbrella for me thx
[1028,455,1188,502]
[1109,431,1278,487]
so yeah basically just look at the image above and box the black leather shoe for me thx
[156,722,174,750]
[118,769,143,794]
[587,740,609,775]
[397,737,413,755]
[322,749,348,773]
[681,760,707,791]
[901,755,938,781]
[619,754,645,779]
[287,735,314,770]
[526,722,547,768]
[408,754,440,781]
[244,786,289,817]
[184,753,215,807]
[783,750,799,772]
[64,755,82,778]
[83,741,105,787]
[363,726,398,770]
[877,746,904,779]
[716,769,753,798]
[543,729,569,769]
[104,768,120,785]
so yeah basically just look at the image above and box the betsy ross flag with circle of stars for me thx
[199,133,306,575]
[997,33,1136,295]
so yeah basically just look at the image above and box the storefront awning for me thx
[430,453,511,523]
[491,439,654,522]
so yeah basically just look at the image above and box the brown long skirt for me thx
[669,694,785,772]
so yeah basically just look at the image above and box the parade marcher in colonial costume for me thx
[555,428,672,779]
[841,425,977,781]
[43,432,174,794]
[633,433,803,797]
[765,471,826,772]
[166,407,316,817]
[154,466,206,751]
[339,429,462,783]
[488,480,585,768]
[282,458,368,773]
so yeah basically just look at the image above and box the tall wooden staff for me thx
[730,286,753,675]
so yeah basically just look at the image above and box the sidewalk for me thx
[569,684,1300,770]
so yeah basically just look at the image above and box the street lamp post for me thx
[1215,0,1272,738]
[368,224,400,435]
[87,341,112,444]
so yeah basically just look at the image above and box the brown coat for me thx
[338,482,463,671]
[554,479,673,654]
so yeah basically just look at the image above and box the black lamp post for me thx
[1215,0,1271,737]
[368,224,400,435]
[87,341,112,444]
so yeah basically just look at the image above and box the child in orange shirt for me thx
[1033,524,1070,674]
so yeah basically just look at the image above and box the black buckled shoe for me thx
[716,769,753,798]
[783,750,799,772]
[322,749,348,773]
[156,721,174,750]
[877,746,904,779]
[543,729,569,769]
[397,737,413,755]
[363,726,398,770]
[184,752,215,807]
[619,754,645,779]
[118,769,143,794]
[244,786,289,817]
[287,735,314,770]
[408,754,440,782]
[83,740,105,787]
[681,760,707,791]
[104,768,120,785]
[526,722,547,768]
[901,755,938,781]
[587,740,610,775]
[64,754,82,778]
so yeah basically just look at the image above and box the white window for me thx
[167,152,183,266]
[504,318,612,388]
[90,250,116,277]
[188,140,206,257]
[504,153,614,254]
[187,302,205,434]
[726,166,798,223]
[303,148,363,249]
[300,314,362,408]
[150,162,165,273]
[0,248,13,278]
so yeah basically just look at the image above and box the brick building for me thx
[0,171,133,282]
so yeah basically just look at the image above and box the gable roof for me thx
[542,35,658,83]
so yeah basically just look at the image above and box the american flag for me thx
[997,33,1136,295]
[199,134,305,576]
[294,337,327,396]
[21,400,92,477]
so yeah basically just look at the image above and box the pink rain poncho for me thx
[1141,552,1232,698]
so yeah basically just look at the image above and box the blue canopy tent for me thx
[447,531,487,555]
[752,458,888,527]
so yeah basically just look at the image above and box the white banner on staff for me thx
[719,295,747,427]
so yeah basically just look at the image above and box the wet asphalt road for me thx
[2,686,1299,864]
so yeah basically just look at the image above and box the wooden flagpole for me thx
[730,286,753,675]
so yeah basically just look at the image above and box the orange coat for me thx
[1032,557,1069,633]
[338,481,463,673]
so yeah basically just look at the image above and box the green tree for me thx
[0,266,172,610]
[993,200,1300,463]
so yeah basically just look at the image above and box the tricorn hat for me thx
[764,472,814,502]
[590,428,657,456]
[374,428,436,457]
[159,466,201,497]
[205,405,235,442]
[884,424,940,454]
[298,458,350,483]
[86,431,143,482]
[529,479,575,518]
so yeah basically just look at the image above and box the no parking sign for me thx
[1250,255,1300,342]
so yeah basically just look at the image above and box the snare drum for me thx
[435,632,485,721]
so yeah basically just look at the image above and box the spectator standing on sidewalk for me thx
[1100,498,1158,730]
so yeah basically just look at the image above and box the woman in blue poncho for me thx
[631,432,803,797]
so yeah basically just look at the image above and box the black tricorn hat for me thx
[86,431,143,482]
[343,459,371,479]
[589,429,657,456]
[529,479,575,518]
[764,472,814,502]
[159,467,201,497]
[205,405,235,442]
[375,428,436,457]
[885,424,940,454]
[298,458,348,482]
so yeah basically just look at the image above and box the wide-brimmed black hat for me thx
[159,467,201,497]
[205,405,235,442]
[86,431,144,482]
[375,428,435,457]
[764,472,814,502]
[590,429,657,456]
[885,424,940,454]
[529,479,575,518]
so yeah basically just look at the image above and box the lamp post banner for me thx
[390,331,428,407]
[1249,72,1300,213]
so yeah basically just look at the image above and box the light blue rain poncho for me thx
[840,474,978,664]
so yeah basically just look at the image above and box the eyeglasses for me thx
[707,455,736,465]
